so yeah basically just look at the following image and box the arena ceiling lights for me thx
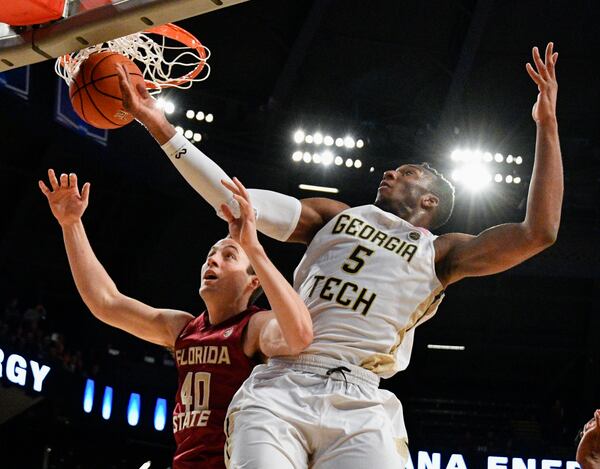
[291,128,366,170]
[450,149,524,191]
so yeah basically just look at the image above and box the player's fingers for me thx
[545,42,553,66]
[60,173,69,188]
[81,182,90,203]
[595,409,600,427]
[135,83,151,100]
[48,169,59,190]
[233,193,250,210]
[135,83,152,99]
[69,173,78,192]
[221,179,238,192]
[532,46,549,80]
[38,180,50,197]
[526,63,542,85]
[232,177,250,201]
[116,64,128,87]
[220,203,234,222]
[549,52,559,79]
[120,63,133,86]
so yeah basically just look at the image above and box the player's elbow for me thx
[287,327,313,355]
[523,223,558,250]
[530,228,558,249]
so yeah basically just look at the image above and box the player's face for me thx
[199,239,254,299]
[375,164,433,208]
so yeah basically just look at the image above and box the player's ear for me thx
[421,193,439,210]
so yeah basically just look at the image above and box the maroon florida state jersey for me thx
[172,306,262,469]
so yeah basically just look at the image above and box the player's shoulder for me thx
[290,198,350,243]
[434,232,475,259]
[300,197,350,219]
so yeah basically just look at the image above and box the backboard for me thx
[0,0,248,72]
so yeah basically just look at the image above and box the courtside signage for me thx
[405,452,580,469]
[0,346,51,392]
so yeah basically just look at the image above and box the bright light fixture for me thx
[205,113,214,123]
[453,163,491,191]
[334,156,343,166]
[335,138,344,147]
[514,177,521,184]
[494,173,503,183]
[494,153,504,163]
[427,344,466,351]
[292,151,303,162]
[356,139,364,148]
[299,184,339,194]
[184,130,193,139]
[186,110,195,119]
[322,151,334,165]
[313,132,323,145]
[196,111,205,121]
[294,130,305,143]
[193,133,202,142]
[354,159,362,168]
[303,152,312,163]
[345,158,353,167]
[344,136,355,149]
[164,102,175,114]
[515,156,523,165]
[324,135,334,146]
[305,134,314,144]
[312,153,322,164]
[505,175,513,183]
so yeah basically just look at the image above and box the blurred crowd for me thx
[0,297,87,375]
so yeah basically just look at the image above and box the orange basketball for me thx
[69,52,146,129]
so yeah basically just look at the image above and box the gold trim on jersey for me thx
[360,286,445,375]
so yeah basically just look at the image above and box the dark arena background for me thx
[1,1,598,468]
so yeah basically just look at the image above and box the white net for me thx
[55,30,211,93]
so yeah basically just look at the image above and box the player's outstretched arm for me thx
[220,178,313,357]
[39,169,193,347]
[435,42,562,286]
[577,410,600,469]
[116,64,346,245]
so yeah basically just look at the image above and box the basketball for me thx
[69,52,145,129]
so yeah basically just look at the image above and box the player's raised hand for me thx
[39,169,90,227]
[220,178,260,251]
[116,63,163,123]
[526,42,558,125]
[577,410,600,467]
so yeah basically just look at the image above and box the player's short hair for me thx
[246,264,264,306]
[419,163,455,229]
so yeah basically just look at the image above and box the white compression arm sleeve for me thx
[161,133,302,241]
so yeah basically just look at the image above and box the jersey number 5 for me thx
[342,245,374,274]
[181,371,211,411]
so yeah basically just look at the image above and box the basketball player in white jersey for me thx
[117,42,562,468]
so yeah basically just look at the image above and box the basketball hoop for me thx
[55,23,210,92]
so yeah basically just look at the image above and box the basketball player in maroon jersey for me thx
[38,171,313,468]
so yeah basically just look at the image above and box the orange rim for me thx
[144,23,208,89]
[57,23,207,89]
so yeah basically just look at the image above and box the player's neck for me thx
[374,200,430,228]
[204,297,248,325]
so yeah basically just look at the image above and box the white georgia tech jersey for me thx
[294,205,445,378]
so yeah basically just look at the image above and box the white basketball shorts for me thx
[225,354,409,469]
